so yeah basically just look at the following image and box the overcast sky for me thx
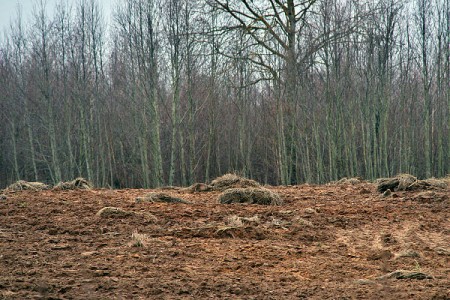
[0,0,113,39]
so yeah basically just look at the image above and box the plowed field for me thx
[1,183,449,299]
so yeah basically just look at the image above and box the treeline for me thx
[0,0,449,188]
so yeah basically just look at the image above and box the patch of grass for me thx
[54,177,93,190]
[130,230,148,247]
[296,217,314,227]
[226,215,244,227]
[6,180,49,192]
[96,207,133,218]
[225,215,260,227]
[211,173,261,191]
[395,249,420,259]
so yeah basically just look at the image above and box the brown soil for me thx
[0,183,449,299]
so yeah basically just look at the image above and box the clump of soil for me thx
[54,177,93,191]
[218,187,282,205]
[210,173,261,191]
[181,183,212,193]
[4,180,50,192]
[412,191,448,202]
[376,174,447,193]
[96,207,133,218]
[136,192,190,204]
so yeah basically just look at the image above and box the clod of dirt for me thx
[381,233,397,246]
[136,192,191,204]
[377,270,433,280]
[214,225,265,239]
[181,183,212,193]
[96,207,134,218]
[210,173,261,191]
[360,188,371,194]
[367,249,393,261]
[382,189,392,197]
[54,178,93,191]
[218,187,282,206]
[5,180,50,192]
[412,191,448,202]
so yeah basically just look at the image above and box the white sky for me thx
[0,0,114,39]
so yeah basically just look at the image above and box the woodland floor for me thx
[0,183,449,299]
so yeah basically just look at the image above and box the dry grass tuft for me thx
[408,178,448,191]
[96,207,133,218]
[226,215,244,227]
[395,250,421,259]
[54,177,93,191]
[211,173,261,191]
[397,174,418,190]
[136,192,191,204]
[218,187,282,206]
[377,174,448,193]
[377,270,432,280]
[129,230,148,247]
[5,180,49,192]
[333,177,363,185]
[225,215,260,227]
[295,217,314,227]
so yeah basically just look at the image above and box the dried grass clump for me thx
[218,187,282,206]
[129,230,149,247]
[397,174,417,190]
[54,177,93,190]
[180,183,212,193]
[225,215,260,227]
[395,250,421,259]
[5,180,49,192]
[211,173,261,191]
[377,270,432,280]
[158,186,180,191]
[96,207,133,218]
[377,174,448,193]
[408,178,448,191]
[136,192,190,204]
[334,177,363,185]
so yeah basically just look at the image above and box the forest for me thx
[0,0,449,188]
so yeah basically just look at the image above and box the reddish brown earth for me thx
[0,183,449,299]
